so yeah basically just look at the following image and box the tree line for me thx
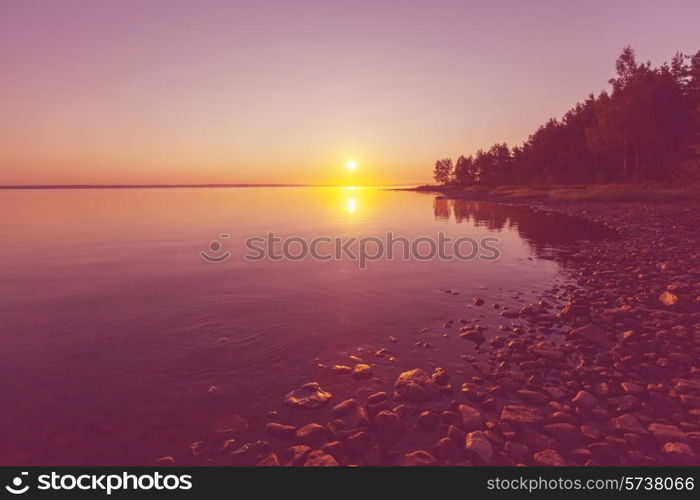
[433,47,700,185]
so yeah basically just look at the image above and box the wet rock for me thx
[155,456,175,465]
[662,442,695,462]
[332,399,358,417]
[352,363,373,379]
[366,392,391,417]
[284,382,332,409]
[458,404,484,431]
[531,343,565,361]
[648,423,687,442]
[504,441,530,462]
[500,405,546,425]
[219,439,237,453]
[542,423,580,443]
[571,390,597,410]
[401,450,438,466]
[331,365,353,375]
[434,437,458,460]
[465,431,493,463]
[257,453,280,466]
[570,324,613,349]
[534,449,567,466]
[608,395,640,412]
[517,390,546,406]
[322,441,346,463]
[304,450,339,466]
[295,423,328,446]
[472,297,485,306]
[659,291,679,307]
[282,445,311,466]
[231,440,271,462]
[393,368,440,403]
[345,431,372,456]
[374,410,408,442]
[417,410,440,431]
[265,423,297,441]
[680,394,700,409]
[460,330,484,342]
[431,367,450,385]
[613,414,646,434]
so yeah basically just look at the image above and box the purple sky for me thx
[1,0,699,185]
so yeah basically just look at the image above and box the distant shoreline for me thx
[0,183,415,190]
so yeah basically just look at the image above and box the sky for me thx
[1,0,699,186]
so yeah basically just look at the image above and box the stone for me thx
[534,449,566,466]
[345,431,372,456]
[460,330,484,342]
[304,450,339,466]
[284,382,332,409]
[570,324,613,349]
[458,404,484,431]
[366,392,391,417]
[393,368,440,403]
[648,423,687,442]
[465,431,494,463]
[659,291,679,307]
[374,410,408,442]
[295,423,327,445]
[500,405,546,425]
[331,365,353,375]
[264,422,297,441]
[401,450,438,466]
[613,414,646,434]
[662,442,695,461]
[542,423,580,443]
[572,390,597,410]
[282,445,311,466]
[417,411,440,431]
[332,399,358,417]
[517,390,546,406]
[504,441,530,462]
[257,453,280,466]
[472,297,485,306]
[352,363,373,379]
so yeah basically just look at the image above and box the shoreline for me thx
[172,190,700,466]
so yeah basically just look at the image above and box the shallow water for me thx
[0,187,611,464]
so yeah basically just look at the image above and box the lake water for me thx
[0,187,611,465]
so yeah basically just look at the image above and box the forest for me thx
[433,48,700,186]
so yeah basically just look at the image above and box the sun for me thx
[345,159,357,171]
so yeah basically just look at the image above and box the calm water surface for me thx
[0,187,609,464]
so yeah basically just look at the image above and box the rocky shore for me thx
[164,196,700,466]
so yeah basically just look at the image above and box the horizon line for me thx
[0,182,423,190]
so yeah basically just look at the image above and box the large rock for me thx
[458,405,484,431]
[295,423,328,446]
[401,450,438,466]
[393,369,440,403]
[534,449,566,466]
[571,390,597,410]
[613,414,645,434]
[304,450,339,466]
[284,382,332,409]
[465,431,494,463]
[500,405,546,425]
[648,423,687,442]
[374,410,408,442]
[265,422,297,441]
